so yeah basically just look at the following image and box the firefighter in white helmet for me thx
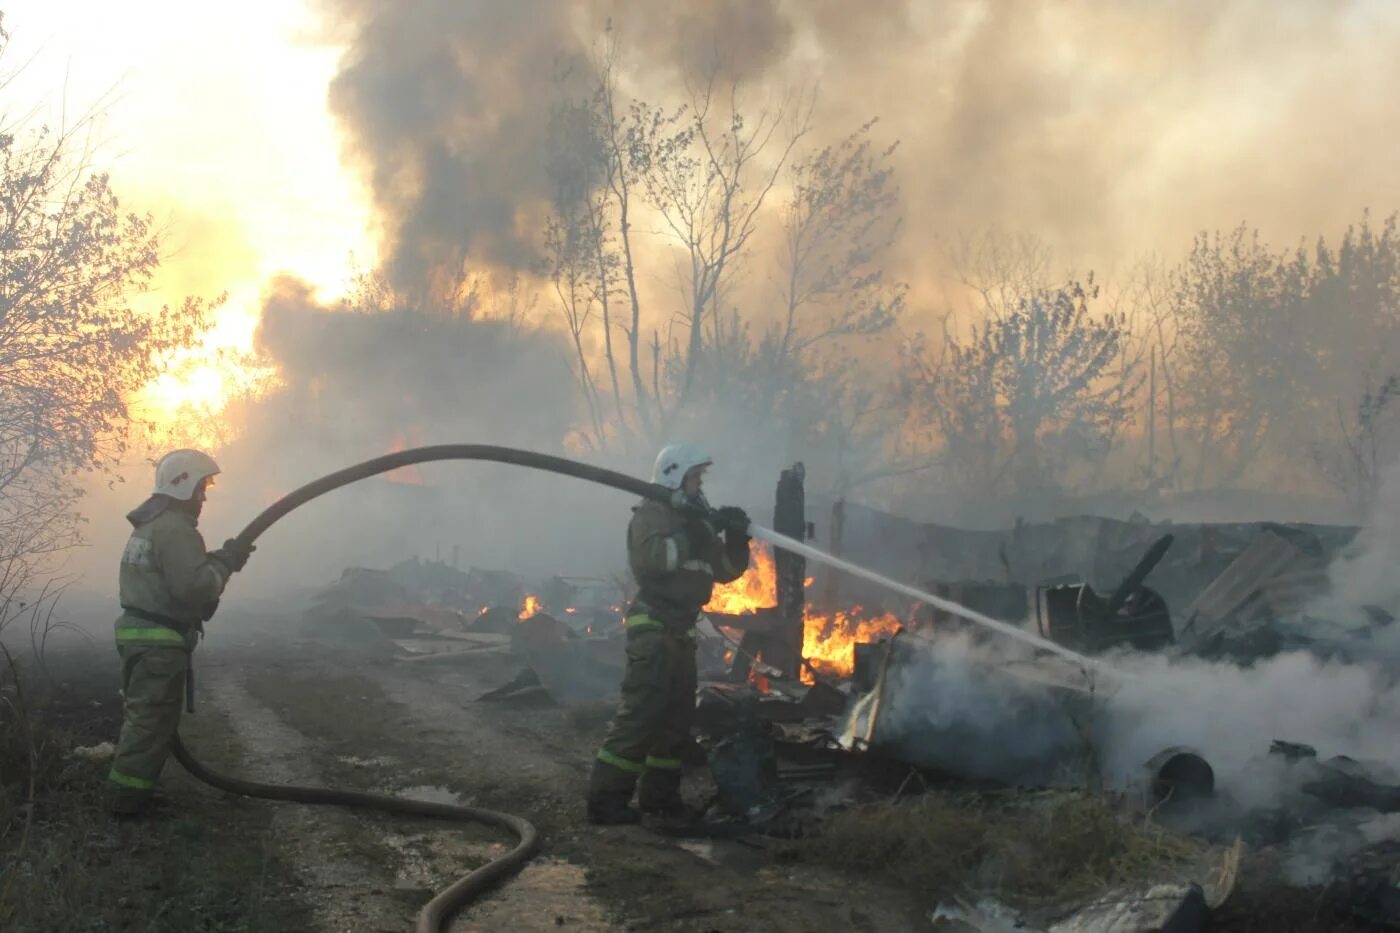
[587,443,752,824]
[108,449,254,817]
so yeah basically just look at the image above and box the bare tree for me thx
[543,97,609,449]
[634,69,813,412]
[774,119,904,363]
[0,28,215,625]
[584,32,658,435]
[1312,375,1400,517]
[948,228,1055,320]
[1173,213,1400,489]
[908,278,1137,495]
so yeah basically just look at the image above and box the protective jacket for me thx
[627,498,748,625]
[114,496,229,650]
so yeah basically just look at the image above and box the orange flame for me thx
[518,594,542,620]
[749,668,771,693]
[705,543,902,683]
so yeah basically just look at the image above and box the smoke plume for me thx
[317,0,1400,298]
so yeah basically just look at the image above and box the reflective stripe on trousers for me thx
[114,625,188,646]
[596,749,645,772]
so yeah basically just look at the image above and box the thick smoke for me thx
[870,633,1086,785]
[862,381,1400,826]
[191,276,617,596]
[1101,650,1400,808]
[872,463,1400,813]
[875,631,1400,819]
[1318,459,1400,631]
[323,0,593,290]
[318,0,1400,299]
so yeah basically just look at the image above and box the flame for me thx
[704,543,783,615]
[518,594,542,620]
[706,542,901,683]
[802,610,903,681]
[749,668,771,693]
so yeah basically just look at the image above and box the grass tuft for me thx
[792,788,1203,907]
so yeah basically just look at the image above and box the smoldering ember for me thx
[6,2,1400,932]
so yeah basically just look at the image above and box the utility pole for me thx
[1147,344,1157,482]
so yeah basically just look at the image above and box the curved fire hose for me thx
[174,445,677,933]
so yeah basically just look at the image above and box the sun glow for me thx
[3,1,372,448]
[132,288,281,448]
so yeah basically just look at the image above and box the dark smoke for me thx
[323,0,593,291]
[317,0,1400,301]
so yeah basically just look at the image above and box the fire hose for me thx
[172,445,681,933]
[168,444,1107,931]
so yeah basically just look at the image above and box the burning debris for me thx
[704,543,904,684]
[296,458,1400,929]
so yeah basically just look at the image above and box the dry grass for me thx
[0,647,313,932]
[793,788,1204,908]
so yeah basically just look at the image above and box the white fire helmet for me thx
[652,443,712,490]
[153,449,221,501]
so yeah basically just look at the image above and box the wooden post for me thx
[772,463,807,678]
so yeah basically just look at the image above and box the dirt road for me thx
[118,611,929,932]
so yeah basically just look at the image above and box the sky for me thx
[8,0,1400,432]
[2,0,372,418]
[8,0,1400,598]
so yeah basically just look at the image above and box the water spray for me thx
[180,445,1115,930]
[748,524,1114,675]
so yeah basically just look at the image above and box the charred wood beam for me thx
[772,463,807,679]
[706,608,781,632]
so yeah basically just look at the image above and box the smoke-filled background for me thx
[324,0,1400,286]
[858,453,1400,879]
[2,0,1394,613]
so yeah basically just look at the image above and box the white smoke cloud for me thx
[1099,649,1400,810]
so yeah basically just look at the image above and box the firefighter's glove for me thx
[200,599,220,622]
[715,506,751,540]
[210,538,255,574]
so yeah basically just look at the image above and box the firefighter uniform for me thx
[588,495,751,822]
[109,499,230,807]
[108,448,250,816]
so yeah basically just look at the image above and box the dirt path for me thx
[183,615,932,931]
[10,615,1374,931]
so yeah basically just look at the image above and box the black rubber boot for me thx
[110,788,152,819]
[587,795,642,825]
[637,767,688,818]
[587,758,641,825]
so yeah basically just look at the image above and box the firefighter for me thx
[587,443,751,825]
[108,449,254,817]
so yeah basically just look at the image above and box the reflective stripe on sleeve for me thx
[664,537,679,571]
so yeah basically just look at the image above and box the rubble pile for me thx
[299,465,1400,929]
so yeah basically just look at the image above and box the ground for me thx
[0,610,1386,932]
[1,613,929,932]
